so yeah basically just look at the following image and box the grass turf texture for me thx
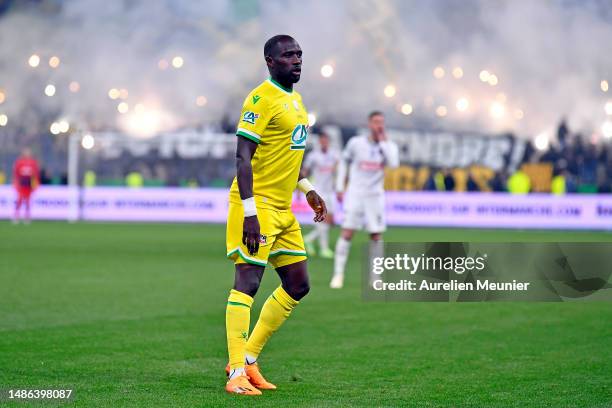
[1,222,611,407]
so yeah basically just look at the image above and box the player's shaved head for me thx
[264,34,296,57]
[264,35,302,88]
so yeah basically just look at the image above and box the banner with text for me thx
[1,186,612,230]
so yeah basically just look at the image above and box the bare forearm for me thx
[236,158,254,199]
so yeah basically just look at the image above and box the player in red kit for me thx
[12,148,40,224]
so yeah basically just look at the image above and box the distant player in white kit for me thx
[302,132,339,258]
[331,111,399,288]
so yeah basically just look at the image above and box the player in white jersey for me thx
[302,132,339,258]
[331,111,399,289]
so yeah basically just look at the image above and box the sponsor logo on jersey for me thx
[359,160,384,171]
[290,124,308,150]
[252,95,261,104]
[242,111,259,124]
[293,100,300,111]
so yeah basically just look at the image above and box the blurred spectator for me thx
[507,169,531,194]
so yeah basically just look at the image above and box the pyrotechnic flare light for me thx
[452,67,464,79]
[602,121,612,138]
[50,122,60,135]
[28,54,40,67]
[82,134,95,149]
[320,64,334,78]
[488,74,498,86]
[196,96,207,106]
[456,98,469,112]
[108,88,120,99]
[0,114,7,126]
[401,103,413,115]
[601,80,609,92]
[58,120,70,133]
[433,66,445,79]
[0,90,5,104]
[117,102,129,114]
[119,89,129,99]
[604,101,612,115]
[308,113,317,127]
[49,56,60,68]
[172,56,184,68]
[45,84,56,97]
[69,81,80,93]
[383,84,396,98]
[435,105,448,117]
[535,132,549,150]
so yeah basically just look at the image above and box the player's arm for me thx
[236,137,260,255]
[375,130,400,169]
[298,163,326,223]
[235,92,271,255]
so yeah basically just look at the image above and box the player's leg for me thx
[23,192,32,224]
[331,227,353,288]
[246,259,309,361]
[332,194,362,288]
[365,194,386,286]
[226,263,264,373]
[243,215,307,389]
[224,202,273,395]
[13,191,23,223]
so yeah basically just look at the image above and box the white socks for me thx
[228,354,258,380]
[369,239,384,284]
[229,367,245,379]
[245,354,257,365]
[333,237,351,279]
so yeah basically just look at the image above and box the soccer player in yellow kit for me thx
[224,35,327,396]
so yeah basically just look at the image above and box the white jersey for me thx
[336,134,399,195]
[303,148,340,194]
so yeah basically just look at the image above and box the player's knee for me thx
[287,280,310,301]
[233,271,262,297]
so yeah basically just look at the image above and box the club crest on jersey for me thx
[259,234,267,244]
[290,124,308,150]
[242,111,259,125]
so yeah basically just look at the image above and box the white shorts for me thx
[341,192,386,233]
[319,190,336,214]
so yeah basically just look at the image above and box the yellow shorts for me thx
[226,201,307,268]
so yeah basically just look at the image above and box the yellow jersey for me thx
[229,78,309,210]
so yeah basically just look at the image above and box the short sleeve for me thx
[236,93,271,144]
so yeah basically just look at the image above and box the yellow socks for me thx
[245,286,299,359]
[226,289,254,370]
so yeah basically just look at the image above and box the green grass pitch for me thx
[1,222,611,407]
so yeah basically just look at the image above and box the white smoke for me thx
[0,0,611,140]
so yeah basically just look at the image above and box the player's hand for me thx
[306,191,327,223]
[336,191,344,203]
[242,215,261,255]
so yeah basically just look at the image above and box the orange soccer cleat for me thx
[225,375,262,396]
[225,363,277,390]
